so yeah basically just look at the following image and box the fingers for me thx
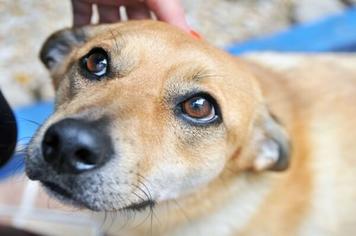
[72,0,93,27]
[81,0,124,6]
[126,2,151,20]
[72,0,120,25]
[145,0,190,32]
[98,4,120,23]
[72,0,191,33]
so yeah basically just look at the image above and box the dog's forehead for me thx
[60,22,261,122]
[74,24,229,85]
[76,21,224,67]
[81,21,192,51]
[106,20,196,46]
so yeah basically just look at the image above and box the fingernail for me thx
[189,30,202,40]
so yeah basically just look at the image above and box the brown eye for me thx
[82,48,108,78]
[182,96,216,121]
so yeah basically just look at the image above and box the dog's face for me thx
[26,21,289,212]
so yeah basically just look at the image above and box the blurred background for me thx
[0,0,355,235]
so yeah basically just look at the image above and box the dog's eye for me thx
[180,94,220,124]
[182,97,214,119]
[81,48,108,78]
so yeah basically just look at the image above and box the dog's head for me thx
[26,21,290,212]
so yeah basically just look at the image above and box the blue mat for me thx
[227,7,356,54]
[1,7,356,180]
[0,102,53,179]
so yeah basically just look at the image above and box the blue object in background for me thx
[15,102,54,147]
[0,102,53,180]
[1,7,356,180]
[227,7,356,54]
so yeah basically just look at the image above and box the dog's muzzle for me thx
[41,118,113,174]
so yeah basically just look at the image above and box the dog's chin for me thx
[41,180,156,212]
[41,181,89,209]
[42,181,72,199]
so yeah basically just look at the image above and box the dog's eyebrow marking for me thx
[190,69,222,82]
[109,29,121,54]
[191,70,206,82]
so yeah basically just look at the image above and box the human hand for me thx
[71,0,191,32]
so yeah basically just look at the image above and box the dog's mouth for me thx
[41,180,155,212]
[122,200,155,212]
[41,181,73,199]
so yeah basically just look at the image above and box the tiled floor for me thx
[0,174,102,236]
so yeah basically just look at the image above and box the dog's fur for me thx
[26,21,356,236]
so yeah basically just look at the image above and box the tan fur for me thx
[27,21,356,236]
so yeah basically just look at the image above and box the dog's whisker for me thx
[120,208,132,230]
[103,211,112,230]
[108,210,126,233]
[131,178,160,234]
[132,190,146,203]
[107,211,119,231]
[135,173,160,232]
[100,211,108,229]
[149,205,155,236]
[17,137,33,142]
[15,143,30,153]
[136,174,154,201]
[112,189,126,210]
[4,156,26,176]
[18,117,41,127]
[131,197,155,230]
[133,180,151,202]
[171,199,192,224]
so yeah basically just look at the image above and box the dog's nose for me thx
[42,118,112,174]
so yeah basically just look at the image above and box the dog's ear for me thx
[39,28,87,71]
[237,107,291,171]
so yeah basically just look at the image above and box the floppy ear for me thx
[237,107,291,171]
[39,27,87,72]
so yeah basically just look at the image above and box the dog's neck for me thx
[160,171,278,236]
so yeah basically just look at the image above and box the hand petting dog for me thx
[71,0,191,32]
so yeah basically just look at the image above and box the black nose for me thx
[42,118,112,174]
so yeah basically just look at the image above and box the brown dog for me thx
[25,21,356,236]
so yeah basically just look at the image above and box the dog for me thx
[25,21,356,236]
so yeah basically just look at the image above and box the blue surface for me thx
[0,153,28,180]
[15,101,54,147]
[227,7,356,54]
[0,102,53,179]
